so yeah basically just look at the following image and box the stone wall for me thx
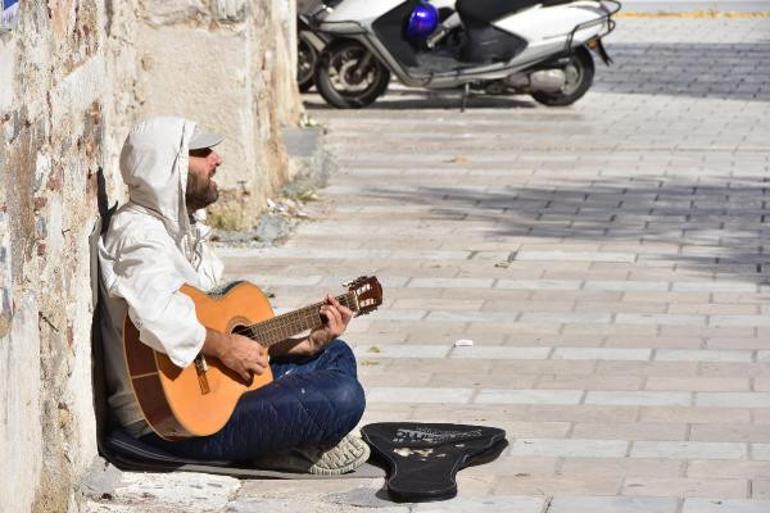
[136,0,303,230]
[0,1,300,512]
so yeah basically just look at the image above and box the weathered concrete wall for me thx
[136,0,303,230]
[0,3,137,512]
[0,1,300,512]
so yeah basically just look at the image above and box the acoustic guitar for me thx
[123,276,382,440]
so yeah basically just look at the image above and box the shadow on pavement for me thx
[595,42,770,101]
[304,88,537,111]
[361,174,770,283]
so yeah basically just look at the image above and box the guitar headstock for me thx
[346,276,383,316]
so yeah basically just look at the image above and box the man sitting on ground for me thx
[98,116,368,474]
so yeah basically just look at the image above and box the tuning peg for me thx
[343,275,368,288]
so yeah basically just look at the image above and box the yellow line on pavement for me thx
[618,11,770,18]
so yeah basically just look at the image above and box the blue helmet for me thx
[405,1,439,39]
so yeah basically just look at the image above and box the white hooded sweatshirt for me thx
[99,117,224,436]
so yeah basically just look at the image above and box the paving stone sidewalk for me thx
[86,17,770,513]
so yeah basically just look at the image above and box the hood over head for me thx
[119,116,197,237]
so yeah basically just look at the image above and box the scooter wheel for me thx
[532,46,595,107]
[298,36,318,93]
[315,40,390,109]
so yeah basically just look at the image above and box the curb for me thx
[283,125,336,193]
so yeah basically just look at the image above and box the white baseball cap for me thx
[189,127,224,150]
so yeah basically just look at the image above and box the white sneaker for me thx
[255,432,371,476]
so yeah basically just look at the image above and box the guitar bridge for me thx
[194,355,210,394]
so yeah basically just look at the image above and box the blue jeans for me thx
[140,339,365,461]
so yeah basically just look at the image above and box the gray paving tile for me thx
[222,247,473,261]
[413,496,546,513]
[239,274,324,286]
[682,499,770,513]
[655,349,754,363]
[475,389,584,405]
[615,314,706,326]
[519,312,613,324]
[495,279,582,290]
[365,387,474,404]
[583,281,670,292]
[548,496,679,513]
[516,251,637,263]
[672,282,758,293]
[553,347,652,361]
[751,444,770,461]
[696,393,770,408]
[586,391,692,407]
[426,311,520,323]
[631,441,747,460]
[370,310,429,321]
[510,438,628,458]
[354,344,451,359]
[409,278,496,289]
[449,346,551,360]
[711,316,770,328]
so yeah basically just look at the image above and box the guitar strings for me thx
[254,294,354,336]
[244,293,357,346]
[246,305,343,346]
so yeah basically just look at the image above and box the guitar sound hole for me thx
[232,325,251,337]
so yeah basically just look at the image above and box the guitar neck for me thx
[245,293,357,348]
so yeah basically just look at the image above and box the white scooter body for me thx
[316,0,618,89]
[495,2,614,64]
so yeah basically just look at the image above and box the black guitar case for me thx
[361,422,508,502]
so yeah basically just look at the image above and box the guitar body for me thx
[123,282,275,440]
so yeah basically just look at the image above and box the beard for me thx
[185,172,219,212]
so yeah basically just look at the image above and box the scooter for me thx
[297,1,333,92]
[307,0,620,108]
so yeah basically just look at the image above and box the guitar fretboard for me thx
[242,293,357,347]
